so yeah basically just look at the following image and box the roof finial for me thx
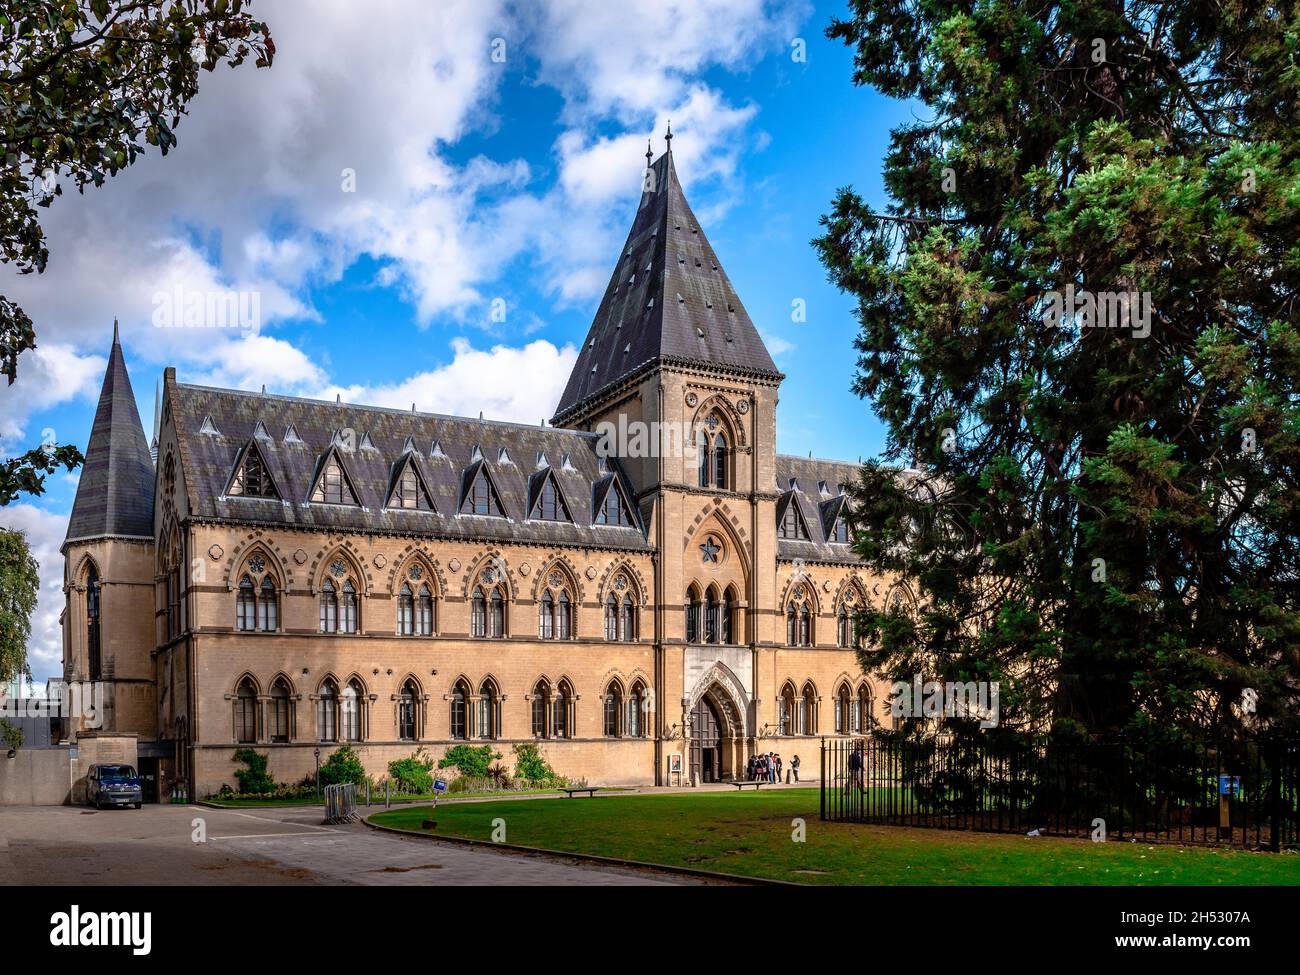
[112,318,120,345]
[664,120,672,153]
[645,138,653,166]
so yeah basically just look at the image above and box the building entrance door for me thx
[690,697,722,783]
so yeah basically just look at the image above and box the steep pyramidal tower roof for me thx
[65,323,156,543]
[552,141,780,423]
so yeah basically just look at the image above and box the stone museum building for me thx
[60,144,904,798]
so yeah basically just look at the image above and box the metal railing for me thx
[821,734,1299,850]
[323,782,360,824]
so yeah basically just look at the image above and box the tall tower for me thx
[554,135,784,783]
[61,323,157,738]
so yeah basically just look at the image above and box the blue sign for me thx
[1218,775,1241,797]
[433,779,448,793]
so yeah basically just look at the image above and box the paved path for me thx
[0,803,697,886]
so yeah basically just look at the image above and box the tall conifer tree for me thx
[816,1,1299,741]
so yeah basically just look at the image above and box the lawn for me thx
[203,786,632,808]
[369,788,1300,885]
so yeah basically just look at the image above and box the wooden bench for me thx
[730,780,764,790]
[561,787,600,798]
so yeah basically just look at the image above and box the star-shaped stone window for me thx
[700,537,721,563]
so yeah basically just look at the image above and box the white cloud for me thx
[760,331,795,358]
[0,505,69,685]
[184,334,329,395]
[0,344,104,447]
[320,337,578,425]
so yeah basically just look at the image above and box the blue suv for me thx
[86,763,143,809]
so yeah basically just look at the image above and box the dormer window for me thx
[310,450,359,506]
[531,475,570,522]
[779,498,810,540]
[461,464,504,516]
[228,442,278,499]
[388,456,434,510]
[599,487,627,525]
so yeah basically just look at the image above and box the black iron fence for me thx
[820,734,1300,850]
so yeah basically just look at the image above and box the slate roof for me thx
[65,324,155,543]
[170,383,649,551]
[552,147,781,423]
[774,454,864,565]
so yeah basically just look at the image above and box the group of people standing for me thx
[749,751,800,783]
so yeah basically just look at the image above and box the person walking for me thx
[846,742,864,794]
[791,754,800,783]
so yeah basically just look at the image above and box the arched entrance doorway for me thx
[690,696,723,783]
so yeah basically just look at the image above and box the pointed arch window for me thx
[270,678,292,742]
[161,528,182,642]
[553,680,573,739]
[540,592,554,640]
[258,577,278,631]
[713,432,727,489]
[471,586,487,637]
[86,564,102,680]
[696,429,709,487]
[856,684,870,734]
[399,680,419,741]
[838,600,858,649]
[835,683,852,735]
[237,575,257,631]
[628,681,646,738]
[779,682,797,736]
[801,683,817,735]
[235,677,258,743]
[538,571,573,640]
[341,579,358,633]
[478,680,499,739]
[320,580,338,633]
[342,678,364,741]
[604,594,618,641]
[785,588,813,647]
[489,586,505,637]
[317,680,338,742]
[685,586,701,644]
[398,583,414,635]
[721,586,736,645]
[531,680,551,738]
[235,553,278,632]
[704,587,719,644]
[621,595,636,642]
[416,583,434,636]
[604,682,623,737]
[450,680,469,740]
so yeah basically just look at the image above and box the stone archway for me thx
[685,665,748,785]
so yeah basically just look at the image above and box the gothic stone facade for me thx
[62,148,902,798]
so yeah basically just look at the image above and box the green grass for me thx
[203,786,632,808]
[369,788,1300,885]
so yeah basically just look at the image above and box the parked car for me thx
[86,764,143,809]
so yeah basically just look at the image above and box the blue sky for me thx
[1,0,909,681]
